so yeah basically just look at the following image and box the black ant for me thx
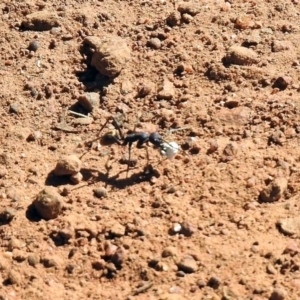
[83,116,174,176]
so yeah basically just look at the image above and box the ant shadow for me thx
[44,164,160,190]
[80,166,160,190]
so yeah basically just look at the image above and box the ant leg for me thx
[110,116,125,140]
[126,143,133,178]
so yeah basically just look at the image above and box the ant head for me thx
[149,132,163,147]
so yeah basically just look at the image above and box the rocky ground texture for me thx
[1,0,300,299]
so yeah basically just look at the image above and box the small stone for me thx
[54,155,82,176]
[77,93,99,112]
[167,11,181,27]
[266,263,277,274]
[224,45,259,65]
[181,13,193,24]
[93,187,108,198]
[0,167,8,178]
[33,187,63,220]
[58,227,74,240]
[223,143,238,157]
[269,130,286,145]
[9,103,19,114]
[180,221,196,236]
[13,251,26,262]
[162,246,178,258]
[171,223,182,233]
[7,270,21,285]
[157,78,176,100]
[259,178,287,203]
[197,279,206,288]
[273,76,292,90]
[70,172,83,184]
[84,35,131,77]
[27,254,40,267]
[104,241,118,257]
[137,81,154,98]
[177,2,200,16]
[110,222,126,237]
[111,246,126,266]
[27,131,43,142]
[272,40,292,52]
[0,207,16,223]
[270,287,287,300]
[92,259,106,270]
[147,38,161,49]
[176,270,185,277]
[214,106,252,126]
[121,79,133,95]
[42,256,59,268]
[22,11,59,31]
[72,117,93,126]
[7,238,24,251]
[207,276,221,289]
[278,216,300,237]
[177,255,198,273]
[28,40,39,51]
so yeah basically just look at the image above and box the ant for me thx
[83,116,177,176]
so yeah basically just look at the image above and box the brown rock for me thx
[84,35,131,77]
[162,246,178,258]
[54,155,82,176]
[273,76,292,90]
[214,106,252,126]
[177,255,198,273]
[33,187,63,220]
[0,207,16,223]
[28,254,40,267]
[77,92,99,112]
[22,11,59,31]
[157,78,175,100]
[177,2,200,16]
[224,45,259,65]
[167,11,181,27]
[259,178,288,202]
[270,287,287,300]
[70,172,83,184]
[110,222,126,237]
[147,38,161,49]
[272,40,292,52]
[7,270,21,285]
[278,216,300,237]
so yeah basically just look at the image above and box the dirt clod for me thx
[177,255,198,273]
[85,35,131,77]
[22,11,59,31]
[259,178,288,203]
[33,187,63,220]
[54,155,82,176]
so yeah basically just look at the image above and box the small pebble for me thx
[7,270,21,285]
[70,172,83,184]
[177,255,198,273]
[54,155,82,176]
[110,222,126,237]
[27,254,40,267]
[33,187,63,220]
[162,246,177,258]
[93,187,108,198]
[270,287,287,300]
[147,38,161,49]
[207,276,221,289]
[28,40,39,51]
[9,103,19,114]
[0,207,16,223]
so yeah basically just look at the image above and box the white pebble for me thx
[160,141,180,159]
